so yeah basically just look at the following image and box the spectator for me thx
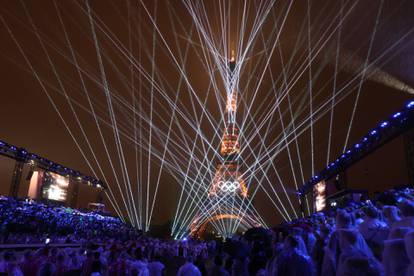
[358,206,389,257]
[382,239,409,276]
[391,201,414,231]
[38,261,56,276]
[91,260,102,276]
[208,255,229,276]
[177,256,201,276]
[231,256,249,276]
[322,210,372,276]
[382,205,401,225]
[19,251,36,275]
[337,255,384,276]
[148,255,164,276]
[129,248,149,276]
[405,231,414,276]
[267,235,314,276]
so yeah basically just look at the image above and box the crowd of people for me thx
[0,197,137,244]
[271,187,414,276]
[0,186,413,275]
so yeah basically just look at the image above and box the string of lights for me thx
[298,99,414,196]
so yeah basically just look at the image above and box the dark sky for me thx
[1,0,414,229]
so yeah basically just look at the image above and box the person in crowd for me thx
[0,251,23,276]
[194,254,207,275]
[129,248,149,276]
[359,206,388,239]
[391,200,414,231]
[405,230,414,276]
[55,251,68,276]
[66,250,82,275]
[37,261,56,276]
[383,205,401,225]
[81,251,94,276]
[231,256,249,276]
[208,255,229,276]
[311,225,330,276]
[165,246,186,276]
[177,255,201,276]
[382,238,410,276]
[322,209,373,276]
[20,251,36,276]
[336,229,382,273]
[337,255,384,276]
[91,260,102,276]
[267,235,314,276]
[148,255,164,276]
[358,206,389,258]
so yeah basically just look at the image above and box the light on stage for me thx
[314,181,326,212]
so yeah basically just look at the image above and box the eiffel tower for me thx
[190,51,262,239]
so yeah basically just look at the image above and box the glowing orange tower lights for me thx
[209,50,248,198]
[190,51,261,239]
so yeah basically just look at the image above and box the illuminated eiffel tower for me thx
[190,51,262,239]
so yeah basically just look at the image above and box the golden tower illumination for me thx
[189,50,261,238]
[209,50,247,197]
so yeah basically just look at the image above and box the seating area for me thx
[0,197,137,245]
[0,186,412,275]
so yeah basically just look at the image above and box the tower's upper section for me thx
[225,50,238,124]
[229,50,236,73]
[221,50,240,157]
[226,90,237,114]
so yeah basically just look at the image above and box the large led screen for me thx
[41,172,69,202]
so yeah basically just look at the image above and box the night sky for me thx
[1,0,414,229]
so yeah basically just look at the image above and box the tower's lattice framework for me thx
[190,53,262,238]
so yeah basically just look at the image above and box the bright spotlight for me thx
[407,101,414,108]
[393,112,401,118]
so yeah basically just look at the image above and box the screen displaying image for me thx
[41,172,69,202]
